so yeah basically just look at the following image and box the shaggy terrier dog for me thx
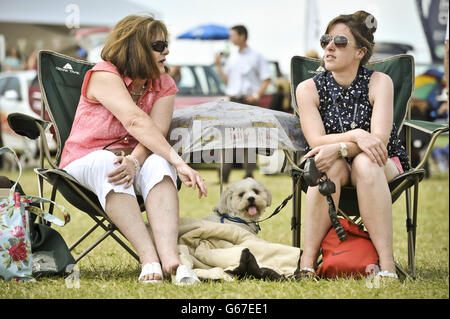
[203,178,272,235]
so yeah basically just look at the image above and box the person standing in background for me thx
[214,25,271,183]
[3,46,25,71]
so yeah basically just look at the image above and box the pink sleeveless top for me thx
[59,61,178,168]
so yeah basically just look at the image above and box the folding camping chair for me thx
[285,54,449,279]
[7,50,143,263]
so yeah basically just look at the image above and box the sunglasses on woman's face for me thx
[320,34,351,49]
[151,40,169,53]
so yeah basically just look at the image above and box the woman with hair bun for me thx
[295,11,409,280]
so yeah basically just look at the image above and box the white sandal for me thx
[172,265,200,286]
[139,262,163,284]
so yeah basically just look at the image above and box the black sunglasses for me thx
[151,40,169,52]
[320,34,351,49]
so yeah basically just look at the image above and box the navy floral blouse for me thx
[312,66,410,171]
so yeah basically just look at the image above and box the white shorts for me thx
[63,150,178,210]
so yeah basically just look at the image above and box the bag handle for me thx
[0,147,70,227]
[0,147,22,198]
[22,195,71,227]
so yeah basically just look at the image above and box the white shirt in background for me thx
[223,47,271,97]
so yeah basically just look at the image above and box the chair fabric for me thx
[289,54,449,278]
[8,50,142,263]
[38,51,94,164]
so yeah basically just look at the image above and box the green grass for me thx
[0,161,448,299]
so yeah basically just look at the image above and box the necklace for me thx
[130,81,147,96]
[333,92,359,132]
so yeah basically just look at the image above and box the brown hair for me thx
[231,25,248,40]
[101,13,168,79]
[326,10,377,65]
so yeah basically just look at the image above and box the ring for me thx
[125,175,130,181]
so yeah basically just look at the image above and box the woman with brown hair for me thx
[59,14,207,284]
[295,11,409,280]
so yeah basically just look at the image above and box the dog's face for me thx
[216,178,272,222]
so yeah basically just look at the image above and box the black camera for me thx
[303,158,336,196]
[303,157,321,186]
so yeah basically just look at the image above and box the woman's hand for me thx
[107,155,137,188]
[352,129,388,166]
[304,144,341,172]
[175,162,208,199]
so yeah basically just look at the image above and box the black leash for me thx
[214,190,295,234]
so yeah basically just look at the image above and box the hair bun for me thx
[354,10,377,35]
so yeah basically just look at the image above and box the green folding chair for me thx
[286,54,449,279]
[7,50,143,263]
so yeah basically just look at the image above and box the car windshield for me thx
[176,65,226,96]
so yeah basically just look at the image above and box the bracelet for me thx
[126,155,140,175]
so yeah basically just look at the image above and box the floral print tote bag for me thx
[0,147,70,282]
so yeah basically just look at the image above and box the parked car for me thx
[371,42,414,61]
[171,64,228,109]
[171,61,291,112]
[0,70,56,159]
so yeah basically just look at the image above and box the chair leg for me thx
[78,212,140,263]
[74,229,115,263]
[395,261,412,280]
[405,187,416,279]
[410,182,420,279]
[36,173,46,224]
[292,171,302,248]
[69,217,105,251]
[73,226,139,263]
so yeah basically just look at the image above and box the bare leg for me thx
[105,192,161,280]
[146,176,180,275]
[300,159,350,270]
[351,154,397,273]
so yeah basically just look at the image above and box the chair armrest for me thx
[404,119,449,135]
[7,112,58,169]
[403,120,449,170]
[7,112,51,139]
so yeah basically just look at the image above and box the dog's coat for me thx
[202,178,272,235]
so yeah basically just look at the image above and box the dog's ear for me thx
[216,186,234,213]
[261,183,272,207]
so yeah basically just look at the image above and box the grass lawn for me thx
[0,149,448,300]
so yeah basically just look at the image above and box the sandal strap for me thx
[139,262,163,282]
[173,265,200,285]
[300,267,316,274]
[377,270,398,279]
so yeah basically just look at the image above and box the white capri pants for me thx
[64,150,178,210]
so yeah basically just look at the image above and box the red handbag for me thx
[316,218,379,279]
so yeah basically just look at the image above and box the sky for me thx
[130,0,432,74]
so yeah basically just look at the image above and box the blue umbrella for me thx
[177,24,229,40]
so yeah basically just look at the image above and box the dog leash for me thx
[213,192,294,234]
[252,169,303,225]
[254,193,293,224]
[213,171,303,231]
